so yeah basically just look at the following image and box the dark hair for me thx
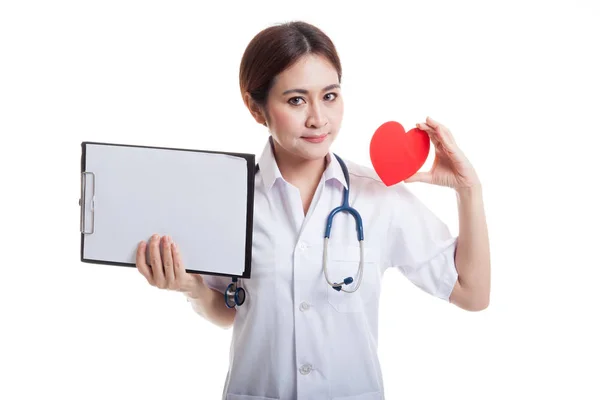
[239,21,342,111]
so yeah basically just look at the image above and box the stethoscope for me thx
[225,151,365,308]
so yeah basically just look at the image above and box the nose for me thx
[306,102,328,129]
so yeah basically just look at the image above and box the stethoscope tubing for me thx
[225,152,365,307]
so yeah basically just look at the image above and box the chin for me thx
[276,135,332,160]
[301,146,332,161]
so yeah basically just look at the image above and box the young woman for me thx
[136,20,490,400]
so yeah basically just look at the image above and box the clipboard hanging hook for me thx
[80,171,96,234]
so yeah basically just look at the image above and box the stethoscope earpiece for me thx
[332,276,354,291]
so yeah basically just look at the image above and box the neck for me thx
[271,139,327,189]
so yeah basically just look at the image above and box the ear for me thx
[243,92,268,127]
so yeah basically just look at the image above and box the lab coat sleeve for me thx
[185,274,230,307]
[386,183,459,302]
[201,274,231,294]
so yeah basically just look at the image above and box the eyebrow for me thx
[282,83,340,96]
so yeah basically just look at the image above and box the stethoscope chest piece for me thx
[225,277,246,308]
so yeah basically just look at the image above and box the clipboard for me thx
[79,141,255,279]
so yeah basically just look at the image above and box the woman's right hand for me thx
[135,234,205,296]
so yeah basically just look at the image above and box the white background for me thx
[1,0,599,399]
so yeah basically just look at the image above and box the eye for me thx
[325,92,338,101]
[288,97,305,106]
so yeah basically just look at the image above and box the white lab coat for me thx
[195,138,458,400]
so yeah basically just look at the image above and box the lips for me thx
[301,134,328,143]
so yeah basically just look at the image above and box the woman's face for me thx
[262,53,344,163]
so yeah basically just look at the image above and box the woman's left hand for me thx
[405,116,481,191]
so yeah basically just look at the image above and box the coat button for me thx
[300,302,310,311]
[299,364,313,375]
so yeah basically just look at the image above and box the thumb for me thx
[404,171,431,184]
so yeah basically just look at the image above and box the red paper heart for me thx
[369,121,430,186]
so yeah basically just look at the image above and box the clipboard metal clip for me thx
[79,171,96,235]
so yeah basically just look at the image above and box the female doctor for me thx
[135,21,490,400]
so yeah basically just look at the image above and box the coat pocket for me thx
[325,243,381,313]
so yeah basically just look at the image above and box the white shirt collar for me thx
[257,136,348,191]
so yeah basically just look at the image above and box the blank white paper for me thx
[81,143,250,276]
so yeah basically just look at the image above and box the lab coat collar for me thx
[257,136,348,192]
[323,151,348,190]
